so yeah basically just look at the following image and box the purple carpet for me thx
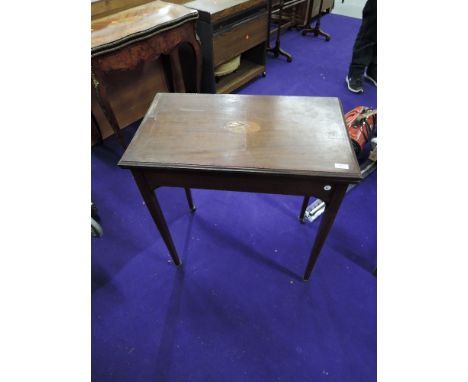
[92,13,377,382]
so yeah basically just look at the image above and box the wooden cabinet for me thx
[180,0,268,93]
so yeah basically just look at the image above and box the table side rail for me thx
[135,168,358,203]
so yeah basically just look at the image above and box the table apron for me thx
[137,169,352,202]
[92,22,198,72]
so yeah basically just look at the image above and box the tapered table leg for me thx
[303,184,347,280]
[299,196,310,223]
[184,188,196,212]
[132,171,181,266]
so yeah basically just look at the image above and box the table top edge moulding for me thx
[118,161,362,182]
[118,93,362,181]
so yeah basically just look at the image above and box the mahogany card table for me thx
[118,93,361,280]
[91,0,202,148]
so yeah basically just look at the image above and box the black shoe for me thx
[346,75,363,93]
[364,66,377,86]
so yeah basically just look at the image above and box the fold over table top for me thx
[119,93,362,181]
[91,0,199,57]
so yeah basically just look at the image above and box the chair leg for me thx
[184,188,196,212]
[299,196,310,223]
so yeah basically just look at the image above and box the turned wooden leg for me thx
[132,171,181,266]
[299,196,310,223]
[184,188,196,212]
[303,184,347,281]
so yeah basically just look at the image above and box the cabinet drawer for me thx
[212,12,267,67]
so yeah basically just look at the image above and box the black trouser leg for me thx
[368,43,377,76]
[348,0,377,78]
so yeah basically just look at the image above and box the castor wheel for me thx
[262,71,266,77]
[301,30,306,36]
[287,56,292,63]
[325,36,331,41]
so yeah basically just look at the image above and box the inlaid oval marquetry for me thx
[224,120,261,134]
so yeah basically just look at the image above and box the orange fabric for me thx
[345,106,376,154]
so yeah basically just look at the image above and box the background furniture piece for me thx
[268,0,307,35]
[266,0,334,31]
[301,0,330,40]
[118,93,362,280]
[266,0,333,61]
[295,0,334,28]
[91,0,202,144]
[267,0,297,62]
[170,0,269,94]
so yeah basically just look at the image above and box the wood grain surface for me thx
[91,0,198,49]
[212,13,268,66]
[119,93,361,180]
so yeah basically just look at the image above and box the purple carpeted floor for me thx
[92,13,377,382]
